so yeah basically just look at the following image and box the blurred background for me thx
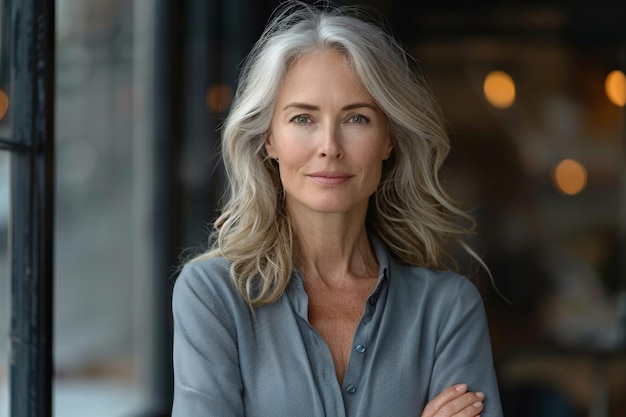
[0,0,625,416]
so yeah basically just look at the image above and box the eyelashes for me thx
[346,114,370,124]
[288,114,371,125]
[289,114,312,124]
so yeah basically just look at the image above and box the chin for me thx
[303,199,368,216]
[285,190,372,217]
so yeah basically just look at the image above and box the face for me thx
[266,50,393,220]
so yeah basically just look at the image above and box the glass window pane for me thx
[1,0,12,414]
[0,151,10,417]
[55,0,153,415]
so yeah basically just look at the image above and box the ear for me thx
[265,132,276,159]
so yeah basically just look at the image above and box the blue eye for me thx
[348,114,369,124]
[290,115,311,124]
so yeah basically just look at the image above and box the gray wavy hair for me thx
[194,1,478,307]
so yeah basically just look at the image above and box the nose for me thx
[319,123,343,159]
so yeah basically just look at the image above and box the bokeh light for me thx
[483,71,516,109]
[0,90,9,120]
[605,70,625,107]
[552,158,587,196]
[206,84,233,113]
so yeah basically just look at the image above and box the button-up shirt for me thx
[172,235,503,416]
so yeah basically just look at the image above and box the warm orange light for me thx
[552,159,587,196]
[0,90,9,120]
[605,70,626,107]
[206,84,233,113]
[483,71,516,109]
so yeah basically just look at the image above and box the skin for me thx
[266,50,483,417]
[266,50,393,221]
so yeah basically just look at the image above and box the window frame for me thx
[4,0,55,416]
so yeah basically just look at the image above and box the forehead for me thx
[277,50,371,101]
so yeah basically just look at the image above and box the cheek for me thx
[276,155,304,186]
[362,140,389,163]
[277,139,316,165]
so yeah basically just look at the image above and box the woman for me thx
[172,2,503,416]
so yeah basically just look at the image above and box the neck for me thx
[289,207,378,288]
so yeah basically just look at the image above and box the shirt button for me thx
[356,344,366,353]
[346,385,357,394]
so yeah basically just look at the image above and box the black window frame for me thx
[0,0,55,416]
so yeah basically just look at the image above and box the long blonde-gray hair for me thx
[194,1,477,307]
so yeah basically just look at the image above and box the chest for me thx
[306,285,374,384]
[240,279,434,417]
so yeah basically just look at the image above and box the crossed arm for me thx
[423,384,485,417]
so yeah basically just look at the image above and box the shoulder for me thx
[174,257,232,297]
[390,262,483,310]
[173,257,249,323]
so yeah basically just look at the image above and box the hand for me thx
[421,384,485,417]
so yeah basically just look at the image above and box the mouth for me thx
[307,171,353,185]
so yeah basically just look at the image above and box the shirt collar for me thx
[366,232,390,305]
[368,232,390,276]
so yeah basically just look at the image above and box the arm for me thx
[428,278,503,417]
[171,263,245,417]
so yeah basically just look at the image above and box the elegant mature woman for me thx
[172,2,503,417]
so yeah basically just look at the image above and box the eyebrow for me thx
[282,102,378,112]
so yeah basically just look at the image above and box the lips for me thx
[307,171,353,185]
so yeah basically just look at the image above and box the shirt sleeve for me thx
[428,277,504,417]
[171,263,245,417]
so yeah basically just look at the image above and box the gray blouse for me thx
[172,235,503,417]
